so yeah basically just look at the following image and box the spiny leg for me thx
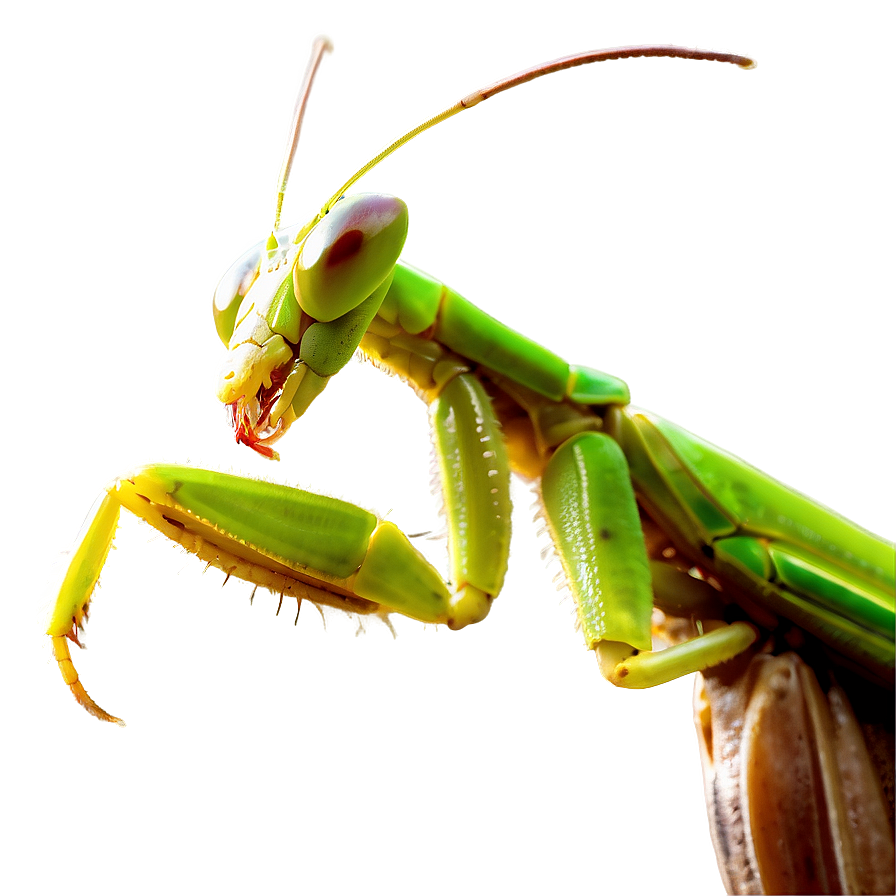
[51,318,517,723]
[48,465,460,723]
[50,491,124,724]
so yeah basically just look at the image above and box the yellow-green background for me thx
[3,2,892,894]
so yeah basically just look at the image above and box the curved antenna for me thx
[272,35,333,233]
[307,45,753,232]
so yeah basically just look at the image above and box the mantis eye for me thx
[212,240,261,346]
[212,224,302,346]
[294,193,408,322]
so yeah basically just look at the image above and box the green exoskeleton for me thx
[48,42,894,895]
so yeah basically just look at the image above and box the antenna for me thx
[272,35,332,233]
[317,45,754,222]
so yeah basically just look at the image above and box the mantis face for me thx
[210,42,756,461]
[213,193,408,457]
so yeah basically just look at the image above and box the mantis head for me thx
[211,39,754,459]
[213,192,408,458]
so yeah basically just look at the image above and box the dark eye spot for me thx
[326,229,364,267]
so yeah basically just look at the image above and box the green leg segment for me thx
[430,373,512,628]
[48,465,460,723]
[540,432,758,688]
[361,316,515,629]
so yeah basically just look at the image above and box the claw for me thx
[52,635,124,726]
[48,490,123,723]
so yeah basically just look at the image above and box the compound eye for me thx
[212,224,305,345]
[294,193,408,322]
[212,241,263,346]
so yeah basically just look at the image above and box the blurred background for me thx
[3,2,892,893]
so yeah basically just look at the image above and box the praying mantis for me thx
[36,29,892,896]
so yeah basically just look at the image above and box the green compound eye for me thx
[293,193,408,322]
[212,238,264,346]
[212,223,304,346]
